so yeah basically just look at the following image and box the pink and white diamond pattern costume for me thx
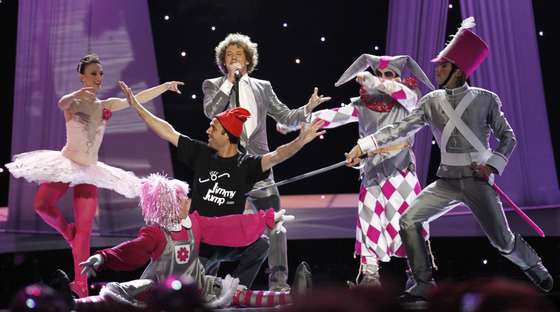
[278,71,431,263]
[356,169,428,261]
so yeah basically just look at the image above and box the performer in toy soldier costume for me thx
[346,17,553,301]
[278,53,436,286]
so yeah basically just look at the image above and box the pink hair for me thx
[139,173,190,229]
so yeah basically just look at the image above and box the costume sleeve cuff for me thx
[94,252,107,271]
[220,80,234,95]
[303,105,313,122]
[486,152,507,175]
[264,208,276,230]
[357,135,378,153]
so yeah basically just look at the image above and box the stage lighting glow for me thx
[171,280,182,290]
[181,51,186,57]
[211,26,216,31]
[432,140,436,145]
[539,31,544,36]
[374,46,379,51]
[295,58,301,64]
[283,22,288,28]
[191,94,197,99]
[26,299,36,309]
[164,15,170,21]
[321,195,326,199]
[448,4,453,9]
[319,134,324,140]
[482,259,488,265]
[320,36,326,42]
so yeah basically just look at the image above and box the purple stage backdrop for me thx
[5,0,172,236]
[458,0,560,207]
[385,0,450,186]
[3,1,560,252]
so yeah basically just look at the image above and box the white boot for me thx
[356,258,380,287]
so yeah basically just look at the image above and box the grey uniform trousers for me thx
[400,177,545,298]
[402,177,515,252]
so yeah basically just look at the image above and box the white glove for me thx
[356,71,381,93]
[273,209,295,234]
[79,254,104,277]
[276,122,299,135]
[377,79,402,94]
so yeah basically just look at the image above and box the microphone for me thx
[234,69,241,81]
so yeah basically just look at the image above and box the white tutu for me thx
[6,150,141,198]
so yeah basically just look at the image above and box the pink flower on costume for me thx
[176,246,189,263]
[102,108,112,121]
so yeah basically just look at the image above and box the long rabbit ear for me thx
[334,54,380,87]
[405,56,436,90]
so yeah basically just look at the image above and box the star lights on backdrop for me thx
[161,15,389,103]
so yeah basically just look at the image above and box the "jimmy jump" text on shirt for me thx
[202,182,237,206]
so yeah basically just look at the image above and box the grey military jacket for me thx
[202,76,308,197]
[360,84,516,178]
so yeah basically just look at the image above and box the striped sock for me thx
[233,289,291,307]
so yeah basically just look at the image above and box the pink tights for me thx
[34,182,98,297]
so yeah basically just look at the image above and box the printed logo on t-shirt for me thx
[200,171,237,206]
[198,171,231,183]
[175,245,190,264]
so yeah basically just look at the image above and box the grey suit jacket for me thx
[202,76,308,197]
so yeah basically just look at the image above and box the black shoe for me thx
[292,261,312,295]
[43,269,75,307]
[524,263,554,292]
[399,292,427,303]
[269,266,290,292]
[399,292,428,310]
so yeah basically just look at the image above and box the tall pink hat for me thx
[431,17,489,78]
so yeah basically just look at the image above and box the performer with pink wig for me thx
[5,54,184,298]
[76,173,310,309]
[346,18,553,302]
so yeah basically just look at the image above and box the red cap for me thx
[215,107,251,138]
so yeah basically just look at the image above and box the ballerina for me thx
[5,53,183,297]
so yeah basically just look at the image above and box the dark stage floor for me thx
[1,236,560,310]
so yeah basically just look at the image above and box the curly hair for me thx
[214,33,259,75]
[76,53,101,74]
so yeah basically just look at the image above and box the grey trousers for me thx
[399,177,521,298]
[401,177,515,253]
[247,194,290,289]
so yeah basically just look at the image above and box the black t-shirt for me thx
[176,135,270,217]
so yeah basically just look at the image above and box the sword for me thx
[250,157,360,193]
[249,142,409,193]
